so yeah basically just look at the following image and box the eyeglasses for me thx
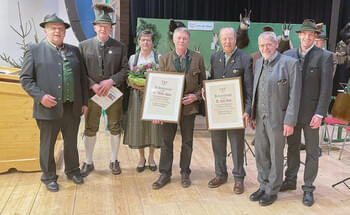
[140,39,152,43]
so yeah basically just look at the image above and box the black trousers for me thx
[36,103,81,184]
[159,114,196,177]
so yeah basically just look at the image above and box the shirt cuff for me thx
[315,114,324,119]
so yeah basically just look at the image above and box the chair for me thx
[338,126,350,160]
[322,117,348,155]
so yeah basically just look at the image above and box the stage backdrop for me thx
[136,18,326,69]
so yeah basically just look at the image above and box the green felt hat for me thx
[316,23,328,40]
[296,19,320,33]
[40,14,70,29]
[92,3,115,25]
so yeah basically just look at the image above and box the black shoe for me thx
[181,174,191,188]
[149,160,157,171]
[81,162,94,177]
[149,164,157,171]
[136,160,146,173]
[110,160,122,175]
[303,191,314,206]
[152,174,171,190]
[68,175,84,184]
[45,181,59,192]
[259,194,277,206]
[249,189,265,201]
[280,180,296,192]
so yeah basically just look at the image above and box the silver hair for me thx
[219,27,237,39]
[258,31,278,42]
[137,30,154,42]
[173,27,190,38]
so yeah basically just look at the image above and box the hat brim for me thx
[296,29,320,34]
[40,22,70,29]
[92,21,116,26]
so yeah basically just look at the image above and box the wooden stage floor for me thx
[1,117,350,215]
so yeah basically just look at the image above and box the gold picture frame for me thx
[141,71,185,123]
[204,77,244,130]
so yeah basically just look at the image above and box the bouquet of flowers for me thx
[128,62,158,86]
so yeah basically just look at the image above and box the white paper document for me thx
[91,86,123,110]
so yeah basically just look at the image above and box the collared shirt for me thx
[174,49,190,73]
[95,36,112,75]
[46,40,74,102]
[128,51,155,69]
[299,44,314,58]
[263,51,278,65]
[224,46,237,66]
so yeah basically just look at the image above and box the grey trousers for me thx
[285,122,319,192]
[211,129,245,181]
[159,114,196,177]
[36,103,81,184]
[255,115,285,195]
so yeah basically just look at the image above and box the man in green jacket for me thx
[20,14,88,192]
[79,3,129,176]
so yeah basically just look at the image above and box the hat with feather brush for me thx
[92,2,115,25]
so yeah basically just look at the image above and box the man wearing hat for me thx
[79,3,128,176]
[281,19,333,206]
[20,14,88,192]
[315,23,337,77]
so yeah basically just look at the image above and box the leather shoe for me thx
[303,191,314,206]
[280,180,296,192]
[233,181,244,194]
[81,162,94,177]
[136,159,146,173]
[249,189,265,201]
[149,160,157,171]
[181,174,191,188]
[259,194,277,206]
[208,176,227,188]
[149,164,157,171]
[45,181,59,192]
[68,175,84,184]
[152,174,171,190]
[110,160,121,175]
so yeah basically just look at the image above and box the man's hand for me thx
[81,105,88,115]
[283,124,294,136]
[201,88,206,101]
[310,115,322,129]
[40,94,57,108]
[242,112,250,128]
[182,94,198,105]
[91,84,102,96]
[250,119,256,130]
[99,79,114,96]
[152,120,163,125]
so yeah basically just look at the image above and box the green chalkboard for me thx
[136,18,325,70]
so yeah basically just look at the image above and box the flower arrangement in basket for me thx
[128,62,158,87]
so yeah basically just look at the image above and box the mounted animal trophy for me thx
[168,18,186,50]
[237,9,251,49]
[277,23,293,53]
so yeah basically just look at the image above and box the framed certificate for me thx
[204,77,244,130]
[141,71,185,123]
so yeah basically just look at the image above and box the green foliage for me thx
[135,19,161,51]
[0,1,40,68]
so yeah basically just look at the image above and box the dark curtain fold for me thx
[129,0,348,55]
